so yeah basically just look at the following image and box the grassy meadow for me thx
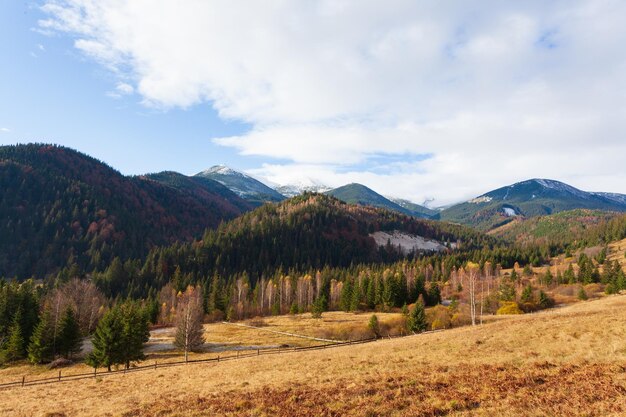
[1,294,625,416]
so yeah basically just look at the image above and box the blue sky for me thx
[0,1,259,176]
[2,1,626,205]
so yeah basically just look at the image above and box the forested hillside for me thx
[0,144,252,278]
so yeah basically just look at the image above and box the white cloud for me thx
[106,82,135,99]
[0,127,10,133]
[40,0,626,205]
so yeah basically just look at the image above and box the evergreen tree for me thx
[407,299,427,333]
[427,282,441,306]
[350,280,361,311]
[577,286,588,301]
[340,279,353,312]
[368,314,380,338]
[537,290,554,309]
[520,284,533,304]
[2,309,25,362]
[120,302,149,368]
[87,307,122,371]
[311,296,325,319]
[401,303,409,316]
[28,309,55,364]
[57,307,82,359]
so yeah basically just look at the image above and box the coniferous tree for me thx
[87,307,122,371]
[120,302,149,368]
[311,296,325,319]
[2,309,25,362]
[427,282,441,306]
[368,314,380,338]
[520,284,533,304]
[407,299,427,333]
[57,307,82,359]
[537,290,554,309]
[28,309,55,364]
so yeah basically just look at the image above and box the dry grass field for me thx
[1,294,625,416]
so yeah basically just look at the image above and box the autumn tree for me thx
[174,286,205,362]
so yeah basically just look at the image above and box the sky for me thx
[1,1,626,207]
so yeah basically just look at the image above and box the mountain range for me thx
[2,143,626,278]
[439,178,626,230]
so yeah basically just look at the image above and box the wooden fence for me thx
[0,337,377,390]
[0,328,446,391]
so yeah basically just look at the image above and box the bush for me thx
[427,305,451,330]
[496,301,523,315]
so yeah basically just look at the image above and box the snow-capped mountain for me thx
[195,165,285,205]
[274,178,332,197]
[440,178,626,230]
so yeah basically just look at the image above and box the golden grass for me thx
[2,295,626,416]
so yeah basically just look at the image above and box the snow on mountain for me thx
[275,178,331,197]
[591,192,626,206]
[197,165,248,178]
[195,165,285,203]
[530,179,591,200]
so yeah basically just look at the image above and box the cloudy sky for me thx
[2,1,626,206]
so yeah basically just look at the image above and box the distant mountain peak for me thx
[275,178,331,197]
[195,165,285,204]
[442,177,626,231]
[198,165,248,178]
[327,183,435,219]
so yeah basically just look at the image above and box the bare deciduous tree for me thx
[174,286,205,361]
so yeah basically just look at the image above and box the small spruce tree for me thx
[368,314,380,338]
[407,299,427,333]
[520,284,533,304]
[577,286,588,301]
[311,296,325,319]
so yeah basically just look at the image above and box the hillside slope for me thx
[146,193,494,284]
[0,144,251,278]
[487,209,622,245]
[4,295,625,416]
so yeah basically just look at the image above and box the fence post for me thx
[237,351,239,359]
[154,361,157,370]
[58,370,61,382]
[94,367,97,378]
[217,355,220,362]
[22,376,25,387]
[257,349,260,356]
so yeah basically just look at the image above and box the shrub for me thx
[427,305,451,330]
[496,301,523,315]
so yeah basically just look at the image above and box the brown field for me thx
[1,294,625,416]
